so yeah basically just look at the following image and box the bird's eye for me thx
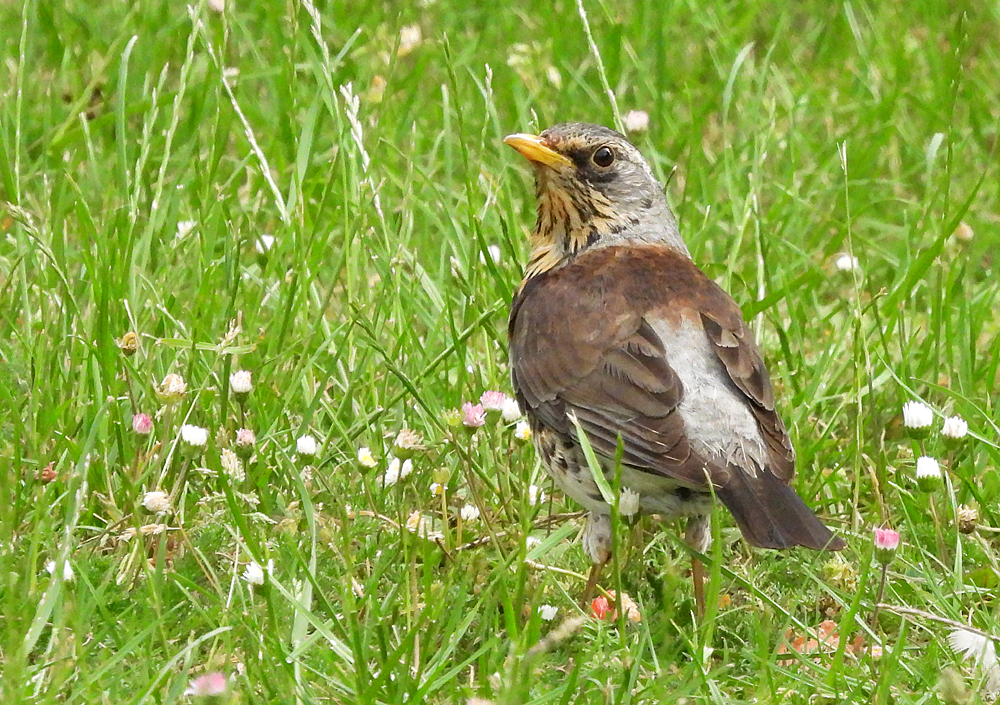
[592,146,615,168]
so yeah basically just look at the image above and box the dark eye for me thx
[592,146,615,167]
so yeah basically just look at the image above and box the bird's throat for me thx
[523,185,611,282]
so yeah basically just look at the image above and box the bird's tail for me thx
[715,468,845,551]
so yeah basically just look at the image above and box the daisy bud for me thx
[901,400,933,439]
[460,504,480,522]
[527,484,546,507]
[479,391,508,412]
[957,504,978,534]
[132,413,153,436]
[500,396,523,423]
[833,253,861,272]
[942,415,968,446]
[230,370,252,403]
[183,672,228,697]
[234,428,255,460]
[618,488,641,518]
[155,373,187,405]
[915,456,942,492]
[142,490,171,514]
[461,402,486,431]
[180,424,209,454]
[873,527,900,564]
[392,428,424,459]
[296,435,317,458]
[623,109,650,134]
[118,331,139,357]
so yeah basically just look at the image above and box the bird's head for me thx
[505,122,688,278]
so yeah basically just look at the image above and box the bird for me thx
[503,122,845,613]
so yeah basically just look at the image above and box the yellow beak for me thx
[503,133,572,169]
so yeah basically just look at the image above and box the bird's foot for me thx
[581,560,607,606]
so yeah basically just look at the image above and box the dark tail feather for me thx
[715,468,845,551]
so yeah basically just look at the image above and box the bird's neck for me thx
[523,187,608,280]
[521,187,690,283]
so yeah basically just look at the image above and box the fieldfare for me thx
[504,123,845,610]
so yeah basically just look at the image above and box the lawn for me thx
[2,0,999,702]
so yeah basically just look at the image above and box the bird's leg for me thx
[581,512,612,604]
[691,557,705,620]
[582,558,608,604]
[684,515,711,621]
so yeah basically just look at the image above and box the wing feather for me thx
[509,244,794,489]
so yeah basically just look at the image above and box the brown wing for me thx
[559,317,700,472]
[510,244,796,486]
[511,246,723,488]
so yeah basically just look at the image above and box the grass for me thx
[2,0,1000,702]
